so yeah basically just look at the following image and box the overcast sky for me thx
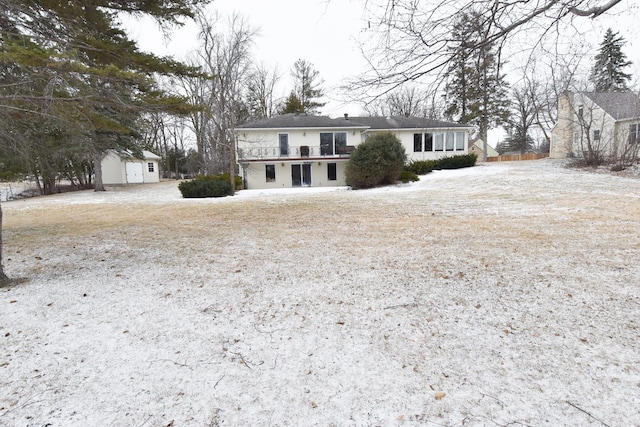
[125,0,370,117]
[124,0,640,140]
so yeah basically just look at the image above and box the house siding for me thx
[236,114,472,189]
[551,92,640,160]
[365,129,468,162]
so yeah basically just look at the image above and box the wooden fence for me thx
[487,153,549,162]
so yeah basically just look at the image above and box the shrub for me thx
[406,160,437,175]
[399,170,419,183]
[178,174,239,198]
[345,132,407,189]
[434,153,477,170]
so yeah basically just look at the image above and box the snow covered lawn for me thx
[1,160,639,426]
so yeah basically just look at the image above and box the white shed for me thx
[101,150,161,185]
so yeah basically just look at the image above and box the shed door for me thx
[125,162,144,183]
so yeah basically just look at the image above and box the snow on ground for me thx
[1,160,640,426]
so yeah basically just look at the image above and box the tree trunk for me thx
[0,201,9,284]
[93,150,106,191]
[229,137,236,193]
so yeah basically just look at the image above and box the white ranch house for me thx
[550,92,640,160]
[236,113,474,189]
[101,150,161,185]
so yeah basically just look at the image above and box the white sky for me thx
[123,0,640,144]
[125,0,371,117]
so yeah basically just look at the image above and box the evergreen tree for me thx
[504,125,535,153]
[280,92,306,114]
[444,10,510,160]
[590,28,632,92]
[284,59,325,114]
[0,0,208,192]
[0,0,209,283]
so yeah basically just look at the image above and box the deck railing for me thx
[239,145,355,160]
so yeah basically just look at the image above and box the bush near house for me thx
[178,174,242,198]
[434,153,477,169]
[401,155,476,182]
[405,160,437,175]
[345,132,407,189]
[399,170,420,183]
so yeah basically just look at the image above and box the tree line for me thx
[351,0,635,160]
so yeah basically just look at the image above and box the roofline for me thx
[236,125,369,131]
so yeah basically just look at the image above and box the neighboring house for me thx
[101,150,161,185]
[550,92,640,160]
[468,137,499,160]
[236,113,473,189]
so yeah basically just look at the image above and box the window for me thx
[630,124,640,144]
[320,132,347,155]
[434,133,444,151]
[593,130,601,141]
[327,163,337,181]
[335,132,347,154]
[578,105,584,119]
[445,133,454,151]
[320,133,333,155]
[455,132,465,150]
[424,133,433,151]
[265,164,276,182]
[147,162,154,173]
[279,134,289,156]
[413,133,422,152]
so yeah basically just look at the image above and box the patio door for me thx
[291,164,311,187]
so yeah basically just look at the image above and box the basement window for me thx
[265,164,276,182]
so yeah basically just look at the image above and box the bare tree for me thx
[354,0,625,94]
[362,86,443,118]
[508,83,538,154]
[187,11,255,191]
[0,201,7,285]
[246,63,281,119]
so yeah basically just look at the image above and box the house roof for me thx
[237,113,367,129]
[237,113,473,131]
[348,116,472,130]
[583,92,640,121]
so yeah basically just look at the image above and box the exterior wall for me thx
[551,92,639,160]
[573,93,615,159]
[101,151,161,184]
[143,159,160,183]
[101,151,127,184]
[550,93,575,158]
[237,128,359,160]
[613,119,640,160]
[364,129,469,162]
[469,141,498,159]
[237,127,358,189]
[240,160,348,189]
[237,125,470,189]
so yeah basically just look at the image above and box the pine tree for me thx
[280,92,306,114]
[287,59,325,114]
[0,0,210,283]
[444,10,510,160]
[590,28,632,92]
